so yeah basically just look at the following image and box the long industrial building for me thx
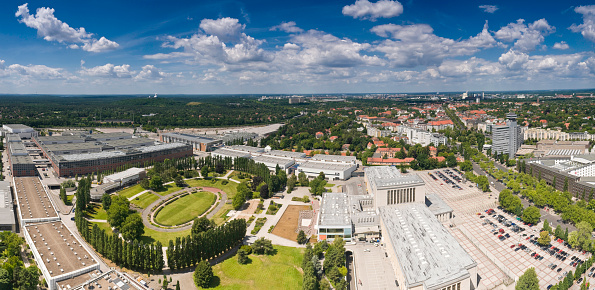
[0,181,16,231]
[33,133,192,177]
[160,132,259,152]
[6,134,37,177]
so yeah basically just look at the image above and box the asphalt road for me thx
[472,161,577,232]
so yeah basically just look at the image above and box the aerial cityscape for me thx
[0,1,595,290]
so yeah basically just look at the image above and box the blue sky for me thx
[0,0,594,94]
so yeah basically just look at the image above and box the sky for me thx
[0,0,594,94]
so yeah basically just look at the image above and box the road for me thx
[472,161,576,232]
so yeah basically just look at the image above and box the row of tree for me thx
[166,219,246,270]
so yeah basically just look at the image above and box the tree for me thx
[252,237,274,255]
[287,174,297,193]
[297,230,307,244]
[537,231,550,246]
[259,184,269,199]
[317,172,325,181]
[446,154,457,167]
[194,260,213,288]
[298,172,309,187]
[232,190,246,210]
[13,265,39,290]
[309,178,326,196]
[459,160,472,172]
[174,176,186,187]
[237,249,248,265]
[522,206,541,224]
[516,268,539,290]
[60,187,67,205]
[563,177,569,192]
[107,195,130,229]
[554,225,563,239]
[191,216,215,235]
[176,281,180,290]
[149,175,163,190]
[201,166,209,178]
[121,213,145,241]
[0,268,11,290]
[101,193,112,211]
[215,162,224,174]
[542,219,552,234]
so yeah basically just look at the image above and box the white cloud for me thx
[479,5,499,13]
[498,50,529,70]
[570,5,595,43]
[7,64,66,79]
[199,18,245,43]
[494,19,555,52]
[135,65,169,80]
[372,22,498,67]
[270,21,304,33]
[79,63,134,78]
[553,41,569,50]
[342,0,403,21]
[15,3,118,52]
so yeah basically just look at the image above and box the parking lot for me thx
[420,169,593,289]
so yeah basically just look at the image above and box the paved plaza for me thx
[419,169,592,289]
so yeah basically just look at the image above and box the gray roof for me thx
[211,148,251,159]
[56,142,189,162]
[6,134,22,142]
[266,150,307,159]
[299,161,356,172]
[229,145,265,153]
[162,132,219,144]
[11,155,35,165]
[379,204,476,289]
[312,154,356,163]
[103,137,155,148]
[365,166,424,191]
[4,124,34,131]
[44,142,105,152]
[9,142,28,155]
[87,132,132,139]
[35,135,86,144]
[319,192,351,227]
[252,155,294,168]
[0,181,15,226]
[425,194,453,216]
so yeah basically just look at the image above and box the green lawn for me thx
[117,184,145,199]
[153,184,183,196]
[154,192,216,226]
[86,203,108,220]
[66,194,74,205]
[211,245,303,289]
[138,226,192,245]
[229,171,252,182]
[131,193,160,209]
[186,178,237,197]
[325,183,335,188]
[91,221,113,233]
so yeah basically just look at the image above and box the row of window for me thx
[387,187,416,205]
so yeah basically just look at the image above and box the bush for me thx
[237,249,249,265]
[252,237,274,255]
[251,217,267,235]
[221,180,229,185]
[297,230,308,244]
[240,245,252,255]
[194,260,213,288]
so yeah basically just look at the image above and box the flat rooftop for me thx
[162,132,219,144]
[312,154,356,163]
[11,154,35,165]
[103,137,155,148]
[35,135,86,144]
[319,192,351,227]
[365,166,424,190]
[57,143,189,162]
[266,150,307,159]
[0,181,15,226]
[14,177,58,220]
[252,155,295,168]
[44,143,105,152]
[299,161,356,171]
[104,167,145,181]
[87,132,132,140]
[4,124,35,131]
[379,204,476,288]
[229,145,265,153]
[425,193,454,216]
[211,148,251,159]
[60,270,138,290]
[26,221,97,278]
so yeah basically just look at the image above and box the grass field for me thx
[138,227,192,245]
[186,178,238,197]
[85,203,108,220]
[154,191,216,226]
[153,184,183,196]
[117,184,145,199]
[91,221,113,233]
[229,171,252,182]
[131,193,160,209]
[211,245,303,289]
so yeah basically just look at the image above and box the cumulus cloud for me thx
[479,5,499,13]
[79,63,134,78]
[498,50,529,70]
[15,3,118,52]
[570,5,595,43]
[553,41,569,50]
[7,64,66,79]
[145,17,272,65]
[342,0,403,21]
[372,21,498,67]
[135,65,169,80]
[494,19,555,52]
[270,21,304,33]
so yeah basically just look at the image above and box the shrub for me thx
[194,260,213,288]
[240,245,252,255]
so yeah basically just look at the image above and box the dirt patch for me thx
[271,205,311,242]
[236,199,259,221]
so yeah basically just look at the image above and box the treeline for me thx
[75,209,163,271]
[166,219,246,270]
[302,238,347,290]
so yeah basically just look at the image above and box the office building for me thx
[492,113,522,158]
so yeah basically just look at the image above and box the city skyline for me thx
[0,0,594,94]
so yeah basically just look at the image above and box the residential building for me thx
[492,113,523,158]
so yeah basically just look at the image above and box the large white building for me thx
[398,126,448,147]
[492,113,523,158]
[364,166,426,209]
[1,124,38,139]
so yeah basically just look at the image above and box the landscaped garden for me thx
[85,203,108,220]
[154,191,216,226]
[211,245,303,289]
[117,184,145,199]
[130,192,160,209]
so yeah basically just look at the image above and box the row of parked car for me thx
[430,169,465,190]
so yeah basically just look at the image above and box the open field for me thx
[131,193,160,209]
[154,191,216,226]
[117,184,144,199]
[138,227,192,245]
[154,184,183,196]
[271,205,310,242]
[86,203,108,220]
[186,178,238,197]
[229,171,252,182]
[211,246,303,289]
